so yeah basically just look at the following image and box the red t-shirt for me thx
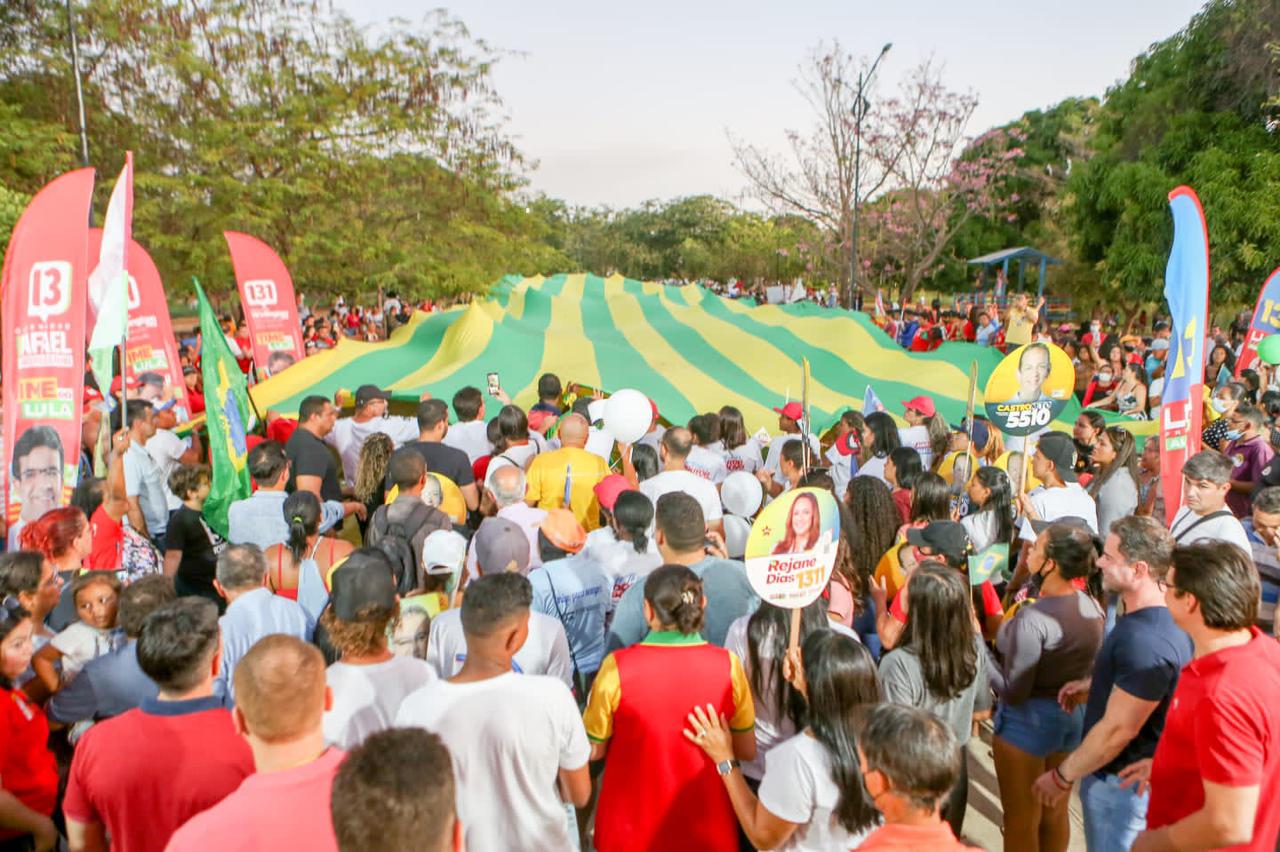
[857,820,979,850]
[63,696,255,852]
[86,505,123,571]
[0,689,57,840]
[166,747,344,852]
[1146,628,1280,851]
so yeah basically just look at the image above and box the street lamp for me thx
[847,42,891,310]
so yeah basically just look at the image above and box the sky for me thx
[335,0,1209,209]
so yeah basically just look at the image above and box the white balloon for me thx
[724,514,752,559]
[603,389,652,444]
[721,471,763,518]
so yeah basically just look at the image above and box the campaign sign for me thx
[983,342,1075,436]
[1,168,94,550]
[224,231,305,377]
[744,487,840,608]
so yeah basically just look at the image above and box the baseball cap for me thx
[354,385,391,407]
[421,529,467,577]
[330,550,398,620]
[951,417,992,453]
[773,401,804,421]
[593,474,633,513]
[905,521,970,562]
[902,395,936,418]
[540,509,586,554]
[473,517,530,575]
[1035,431,1078,483]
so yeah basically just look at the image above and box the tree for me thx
[731,47,1023,303]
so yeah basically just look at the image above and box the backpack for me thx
[371,501,434,595]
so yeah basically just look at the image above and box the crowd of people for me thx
[0,289,1278,852]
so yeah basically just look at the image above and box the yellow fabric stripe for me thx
[508,273,602,408]
[603,278,776,428]
[387,302,496,392]
[582,653,620,742]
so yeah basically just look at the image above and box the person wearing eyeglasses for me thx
[0,595,58,851]
[6,425,66,552]
[1126,543,1280,852]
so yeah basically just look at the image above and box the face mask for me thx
[1091,324,1101,333]
[1211,398,1231,414]
[1225,429,1243,441]
[1097,372,1113,384]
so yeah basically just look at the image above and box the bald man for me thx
[639,427,725,535]
[167,635,343,851]
[525,413,609,531]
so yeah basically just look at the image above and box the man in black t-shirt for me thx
[286,395,343,502]
[1031,516,1192,852]
[398,399,478,511]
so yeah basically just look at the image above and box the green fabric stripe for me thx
[578,275,695,425]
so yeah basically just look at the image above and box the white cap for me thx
[722,470,764,518]
[421,530,467,576]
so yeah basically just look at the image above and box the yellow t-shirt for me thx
[1004,305,1037,346]
[525,446,609,531]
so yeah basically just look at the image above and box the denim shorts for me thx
[994,696,1084,757]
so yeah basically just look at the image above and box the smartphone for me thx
[486,372,500,396]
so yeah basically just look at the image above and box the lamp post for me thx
[65,0,90,168]
[847,42,891,310]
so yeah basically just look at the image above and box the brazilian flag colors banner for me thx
[196,279,252,537]
[250,273,1158,441]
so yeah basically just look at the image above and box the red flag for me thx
[1,168,95,549]
[223,232,305,378]
[86,230,190,420]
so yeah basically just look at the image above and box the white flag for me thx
[87,152,133,399]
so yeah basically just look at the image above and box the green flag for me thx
[194,279,251,537]
[967,542,1010,586]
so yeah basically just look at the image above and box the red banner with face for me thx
[223,231,305,379]
[1,168,95,549]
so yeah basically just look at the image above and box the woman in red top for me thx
[584,565,756,852]
[0,596,58,849]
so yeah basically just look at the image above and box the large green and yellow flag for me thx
[249,273,1158,441]
[195,279,251,537]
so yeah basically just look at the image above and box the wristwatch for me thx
[716,758,741,777]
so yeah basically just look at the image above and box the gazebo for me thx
[968,246,1063,300]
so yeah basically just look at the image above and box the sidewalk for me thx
[961,723,1086,851]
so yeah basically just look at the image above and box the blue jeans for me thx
[1080,771,1148,852]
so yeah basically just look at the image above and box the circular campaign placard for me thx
[744,487,841,608]
[982,342,1075,436]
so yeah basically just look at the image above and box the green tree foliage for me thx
[0,0,570,298]
[1066,0,1280,307]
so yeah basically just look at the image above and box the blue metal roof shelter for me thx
[968,246,1063,299]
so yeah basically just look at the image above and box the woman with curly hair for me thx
[353,433,395,538]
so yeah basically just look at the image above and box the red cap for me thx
[773,401,804,421]
[593,474,633,512]
[902,395,936,418]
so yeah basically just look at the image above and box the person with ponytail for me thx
[584,564,756,852]
[585,489,661,615]
[686,627,883,850]
[962,467,1015,553]
[264,491,354,625]
[879,564,991,837]
[19,506,92,631]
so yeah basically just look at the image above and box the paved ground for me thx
[962,723,1086,851]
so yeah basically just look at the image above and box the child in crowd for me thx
[31,571,123,692]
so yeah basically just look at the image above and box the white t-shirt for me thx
[824,444,856,500]
[426,608,572,687]
[442,419,492,465]
[395,672,590,852]
[640,469,723,523]
[583,527,662,613]
[1017,483,1099,542]
[323,656,436,749]
[722,439,764,475]
[50,622,118,680]
[897,425,934,470]
[484,443,541,491]
[145,429,189,511]
[325,415,419,483]
[1169,506,1251,553]
[585,427,615,464]
[758,733,876,851]
[685,445,728,485]
[854,454,890,488]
